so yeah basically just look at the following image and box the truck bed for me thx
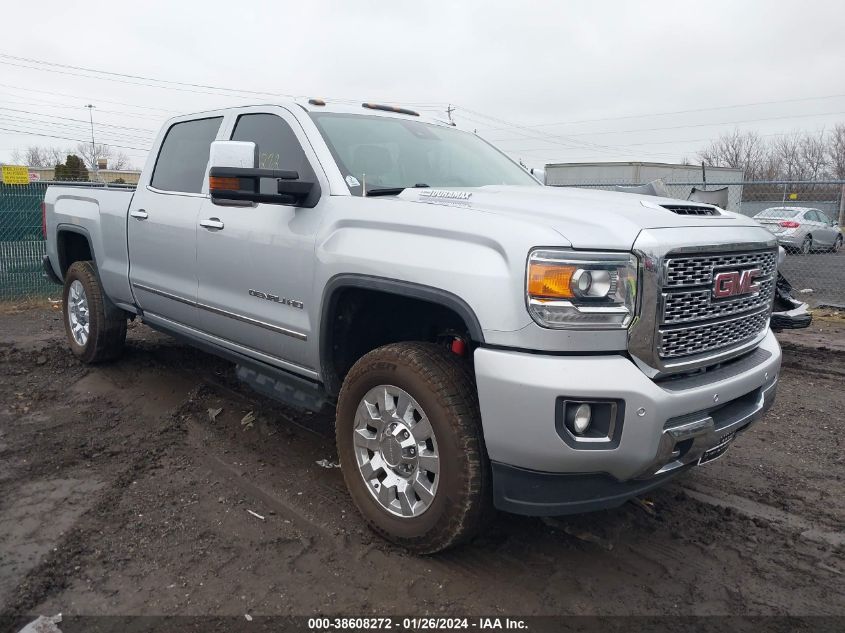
[44,185,136,310]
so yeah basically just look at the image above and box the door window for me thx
[151,117,223,193]
[805,210,820,222]
[231,113,316,194]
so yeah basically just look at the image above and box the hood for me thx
[395,185,763,250]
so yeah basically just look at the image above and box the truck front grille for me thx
[658,249,777,360]
[664,251,777,287]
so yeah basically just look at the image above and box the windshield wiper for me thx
[365,184,430,197]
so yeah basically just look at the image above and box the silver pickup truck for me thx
[43,100,782,553]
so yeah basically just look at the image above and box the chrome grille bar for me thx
[627,226,779,379]
[658,249,777,359]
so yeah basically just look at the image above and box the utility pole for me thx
[85,104,100,181]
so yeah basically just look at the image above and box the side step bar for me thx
[235,364,330,413]
[142,315,331,413]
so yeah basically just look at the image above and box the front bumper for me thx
[474,330,781,515]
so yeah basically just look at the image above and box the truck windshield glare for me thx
[309,112,539,194]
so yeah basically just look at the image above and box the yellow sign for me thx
[1,165,30,185]
[788,193,798,200]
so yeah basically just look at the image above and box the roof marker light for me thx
[362,103,420,117]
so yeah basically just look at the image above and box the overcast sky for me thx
[1,0,844,170]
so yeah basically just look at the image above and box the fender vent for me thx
[661,204,721,216]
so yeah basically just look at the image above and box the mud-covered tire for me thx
[336,342,492,554]
[62,261,127,364]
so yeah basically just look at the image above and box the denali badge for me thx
[249,289,304,309]
[712,268,762,299]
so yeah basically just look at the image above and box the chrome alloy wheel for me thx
[353,385,440,518]
[68,280,90,346]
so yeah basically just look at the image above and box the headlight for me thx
[526,249,638,329]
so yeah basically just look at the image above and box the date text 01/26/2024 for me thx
[307,617,528,630]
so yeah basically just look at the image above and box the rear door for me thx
[814,210,836,245]
[128,116,223,327]
[805,210,831,246]
[195,109,324,376]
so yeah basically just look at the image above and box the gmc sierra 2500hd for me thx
[43,100,782,553]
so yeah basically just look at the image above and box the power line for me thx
[0,53,451,109]
[0,125,148,151]
[456,109,680,160]
[0,118,153,147]
[480,109,845,140]
[0,81,181,114]
[473,93,845,132]
[0,107,156,134]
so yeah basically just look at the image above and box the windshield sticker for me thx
[345,175,361,187]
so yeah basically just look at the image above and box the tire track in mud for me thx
[2,310,844,617]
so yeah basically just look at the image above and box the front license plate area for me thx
[699,430,738,465]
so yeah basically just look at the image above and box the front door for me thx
[128,116,223,327]
[195,110,323,376]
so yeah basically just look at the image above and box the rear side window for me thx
[151,117,223,193]
[231,114,315,194]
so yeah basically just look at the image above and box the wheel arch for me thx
[56,225,96,277]
[319,274,485,397]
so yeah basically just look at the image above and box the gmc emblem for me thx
[712,268,762,299]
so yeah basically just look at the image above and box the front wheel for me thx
[62,261,127,363]
[831,236,842,253]
[336,342,492,553]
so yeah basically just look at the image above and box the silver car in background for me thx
[753,206,843,254]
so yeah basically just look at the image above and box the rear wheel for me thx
[62,261,127,363]
[800,235,812,254]
[336,342,492,554]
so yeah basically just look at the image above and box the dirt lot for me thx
[0,306,843,626]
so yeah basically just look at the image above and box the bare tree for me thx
[771,132,806,180]
[9,145,75,168]
[828,124,845,180]
[74,143,133,170]
[697,129,767,179]
[109,150,134,171]
[799,129,828,180]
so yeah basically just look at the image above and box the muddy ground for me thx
[0,306,843,626]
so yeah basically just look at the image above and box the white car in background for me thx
[753,207,843,254]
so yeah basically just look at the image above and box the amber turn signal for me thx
[527,262,577,299]
[209,176,240,191]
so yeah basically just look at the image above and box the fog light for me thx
[572,403,592,434]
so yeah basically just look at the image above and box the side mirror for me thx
[208,140,319,208]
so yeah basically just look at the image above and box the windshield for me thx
[309,112,538,194]
[756,208,800,219]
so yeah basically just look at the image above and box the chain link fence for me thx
[552,179,845,308]
[0,181,135,302]
[1,178,843,308]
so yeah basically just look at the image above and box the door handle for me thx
[199,218,224,230]
[130,209,149,220]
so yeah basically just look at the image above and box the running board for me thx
[236,364,330,413]
[140,313,330,413]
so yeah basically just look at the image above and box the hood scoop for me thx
[659,204,721,216]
